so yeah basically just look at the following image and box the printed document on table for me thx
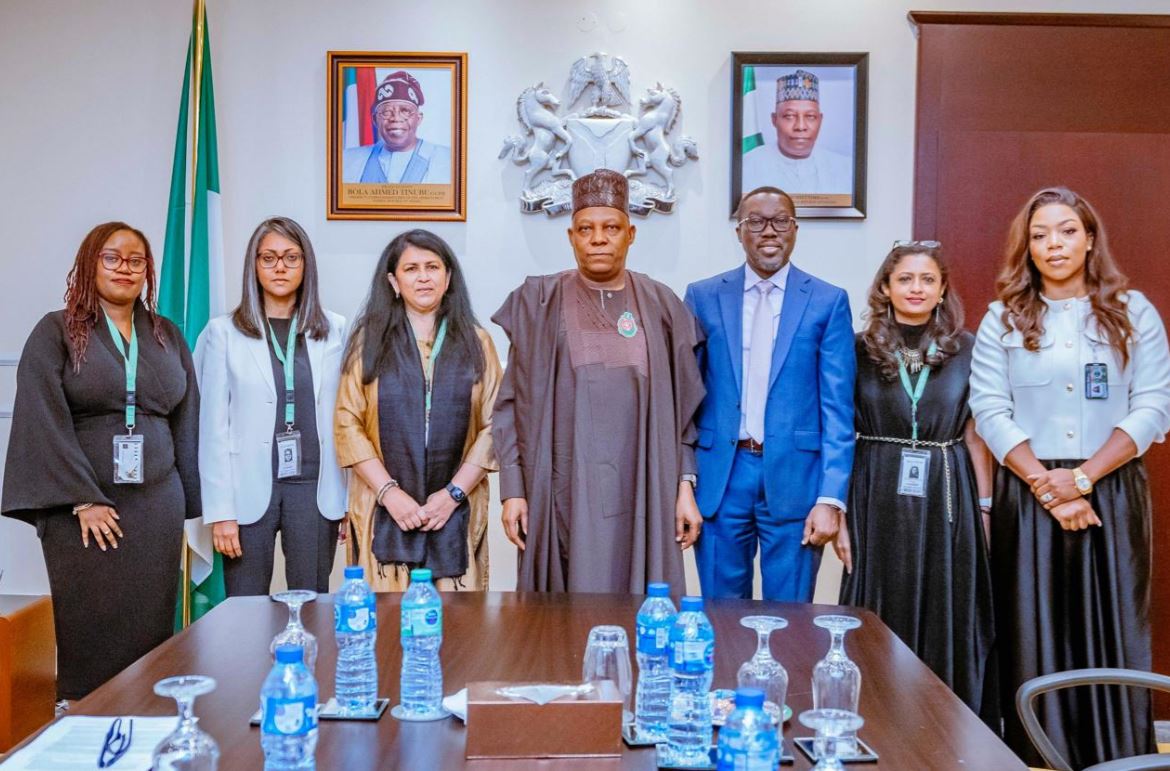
[2,715,177,769]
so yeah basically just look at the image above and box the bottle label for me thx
[717,723,777,769]
[401,604,442,638]
[334,600,377,633]
[637,622,670,655]
[263,695,317,736]
[671,640,715,674]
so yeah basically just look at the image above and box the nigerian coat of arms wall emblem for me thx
[499,52,699,216]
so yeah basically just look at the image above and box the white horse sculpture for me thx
[498,83,573,191]
[627,83,698,197]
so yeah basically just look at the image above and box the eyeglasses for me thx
[893,240,941,249]
[375,104,418,120]
[100,253,148,274]
[738,215,796,233]
[257,252,304,269]
[98,717,132,767]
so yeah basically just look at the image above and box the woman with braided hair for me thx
[1,222,201,700]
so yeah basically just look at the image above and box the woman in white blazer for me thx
[195,217,347,596]
[970,187,1170,768]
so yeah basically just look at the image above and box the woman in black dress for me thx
[971,187,1170,767]
[840,242,996,719]
[1,222,200,700]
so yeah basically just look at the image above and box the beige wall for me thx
[2,0,1164,598]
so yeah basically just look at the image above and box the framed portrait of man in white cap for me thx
[327,51,467,221]
[731,52,868,219]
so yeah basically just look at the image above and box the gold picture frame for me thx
[327,51,468,221]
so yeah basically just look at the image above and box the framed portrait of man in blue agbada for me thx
[731,52,869,219]
[327,51,468,221]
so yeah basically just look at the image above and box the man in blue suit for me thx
[684,186,855,602]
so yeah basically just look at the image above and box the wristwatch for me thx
[1072,467,1093,496]
[446,483,467,504]
[680,473,698,490]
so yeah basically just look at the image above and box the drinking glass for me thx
[811,615,862,755]
[798,709,865,771]
[152,675,220,770]
[582,625,634,723]
[271,590,318,670]
[735,616,789,733]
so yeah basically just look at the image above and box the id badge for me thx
[1085,363,1109,400]
[276,430,302,479]
[113,434,144,484]
[897,448,930,498]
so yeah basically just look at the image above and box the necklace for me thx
[898,346,924,374]
[597,287,638,338]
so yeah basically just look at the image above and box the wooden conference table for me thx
[61,592,1023,769]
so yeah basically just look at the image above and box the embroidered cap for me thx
[776,69,819,103]
[571,169,629,214]
[373,71,424,111]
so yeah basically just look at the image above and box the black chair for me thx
[1016,668,1170,771]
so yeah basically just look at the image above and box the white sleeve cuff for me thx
[817,496,846,513]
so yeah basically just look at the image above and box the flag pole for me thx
[190,0,205,206]
[180,0,206,630]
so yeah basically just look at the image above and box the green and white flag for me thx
[742,66,765,155]
[159,5,225,626]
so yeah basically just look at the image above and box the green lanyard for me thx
[103,310,138,431]
[424,318,449,445]
[266,315,298,430]
[895,341,938,445]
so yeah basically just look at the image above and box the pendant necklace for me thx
[899,346,924,374]
[598,287,638,338]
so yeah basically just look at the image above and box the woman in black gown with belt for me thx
[1,222,200,700]
[840,242,996,721]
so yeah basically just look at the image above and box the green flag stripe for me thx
[742,133,764,154]
[743,65,756,94]
[158,36,191,334]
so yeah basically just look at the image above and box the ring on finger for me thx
[1041,492,1055,503]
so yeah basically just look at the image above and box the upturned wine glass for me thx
[811,614,862,755]
[736,616,789,733]
[271,590,318,670]
[798,708,865,771]
[151,675,219,770]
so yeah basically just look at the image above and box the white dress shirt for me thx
[739,262,846,511]
[970,291,1170,463]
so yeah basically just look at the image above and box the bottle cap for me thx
[647,582,670,598]
[735,687,765,709]
[344,565,364,580]
[680,596,703,612]
[410,568,433,582]
[275,644,304,664]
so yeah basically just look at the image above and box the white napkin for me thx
[495,683,595,706]
[442,688,468,722]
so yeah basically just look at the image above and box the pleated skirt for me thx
[994,459,1154,769]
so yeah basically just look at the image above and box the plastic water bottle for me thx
[717,688,778,771]
[666,596,716,765]
[260,644,318,770]
[334,565,378,715]
[398,567,444,718]
[634,582,677,741]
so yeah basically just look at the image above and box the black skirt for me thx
[994,459,1154,769]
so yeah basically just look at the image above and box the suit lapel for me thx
[717,269,744,396]
[307,332,325,400]
[768,267,812,391]
[248,329,276,392]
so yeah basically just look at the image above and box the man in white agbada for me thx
[742,69,852,195]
